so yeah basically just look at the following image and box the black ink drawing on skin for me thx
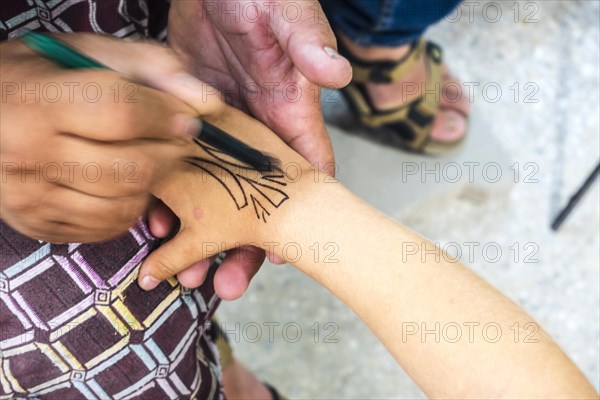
[185,138,289,223]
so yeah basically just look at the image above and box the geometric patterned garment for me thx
[0,0,170,40]
[0,221,222,400]
[1,1,223,399]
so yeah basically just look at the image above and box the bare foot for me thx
[339,34,470,144]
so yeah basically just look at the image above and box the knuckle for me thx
[112,155,154,194]
[130,157,155,191]
[141,91,171,124]
[3,193,35,214]
[116,196,148,223]
[153,255,178,278]
[110,101,142,138]
[26,227,53,243]
[94,208,136,236]
[19,220,59,243]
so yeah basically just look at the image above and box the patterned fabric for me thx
[1,1,223,399]
[0,0,170,41]
[0,221,222,399]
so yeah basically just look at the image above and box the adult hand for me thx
[165,0,352,297]
[169,0,352,171]
[0,34,223,243]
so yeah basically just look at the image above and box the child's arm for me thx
[272,184,597,399]
[141,106,598,399]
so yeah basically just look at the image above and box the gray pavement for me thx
[217,1,600,397]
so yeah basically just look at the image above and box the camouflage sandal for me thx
[338,38,466,154]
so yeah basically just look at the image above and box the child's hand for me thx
[138,105,321,290]
[0,34,224,243]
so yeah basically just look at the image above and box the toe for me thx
[430,109,467,143]
[440,72,471,117]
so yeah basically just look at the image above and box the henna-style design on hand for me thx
[185,138,289,222]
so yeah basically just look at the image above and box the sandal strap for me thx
[339,39,443,84]
[345,85,436,150]
[341,40,444,151]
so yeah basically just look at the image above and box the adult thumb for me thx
[269,1,352,88]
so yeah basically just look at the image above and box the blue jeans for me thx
[320,0,462,47]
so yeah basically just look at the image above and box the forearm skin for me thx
[268,181,597,399]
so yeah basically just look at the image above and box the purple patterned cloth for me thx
[1,1,223,399]
[0,0,170,41]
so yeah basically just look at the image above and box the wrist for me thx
[256,171,346,265]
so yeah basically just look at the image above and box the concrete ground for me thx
[217,1,600,398]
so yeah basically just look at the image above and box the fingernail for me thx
[324,46,342,60]
[173,114,202,139]
[184,118,202,138]
[140,274,160,291]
